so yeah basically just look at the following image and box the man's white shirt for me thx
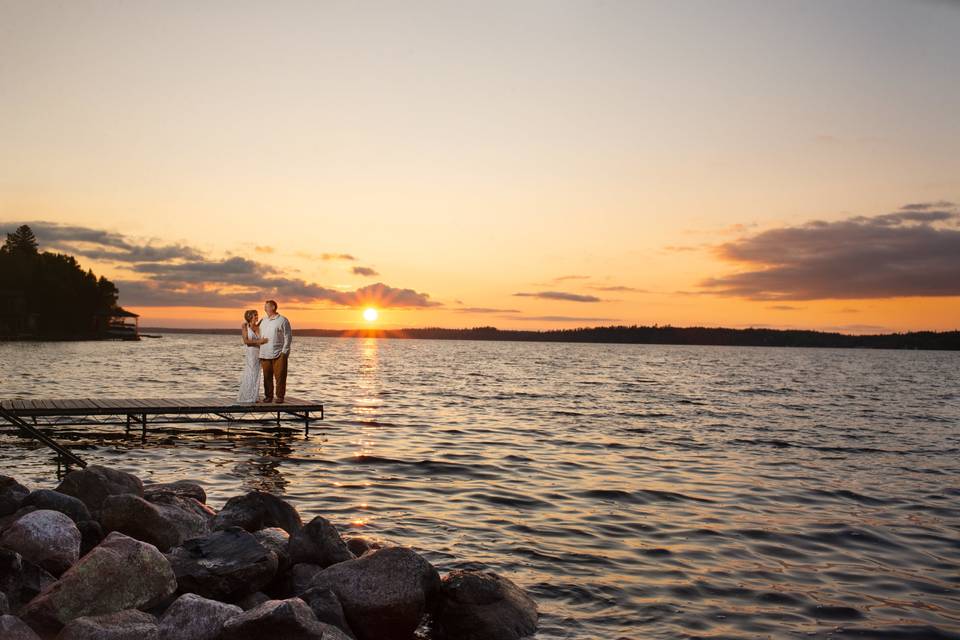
[258,313,292,359]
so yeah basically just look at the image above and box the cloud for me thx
[255,246,274,254]
[552,274,590,282]
[513,291,602,303]
[112,280,251,308]
[352,266,379,277]
[588,285,647,292]
[4,221,202,262]
[455,307,521,313]
[900,201,955,211]
[701,202,960,300]
[131,257,273,283]
[1,220,438,309]
[332,282,439,308]
[293,252,357,261]
[767,305,802,311]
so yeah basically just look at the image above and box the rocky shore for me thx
[0,467,538,640]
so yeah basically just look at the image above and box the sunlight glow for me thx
[363,307,379,322]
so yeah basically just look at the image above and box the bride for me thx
[238,309,268,403]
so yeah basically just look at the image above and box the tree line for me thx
[0,225,121,338]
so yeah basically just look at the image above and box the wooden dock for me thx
[0,396,325,468]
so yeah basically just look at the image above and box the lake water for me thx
[1,335,959,639]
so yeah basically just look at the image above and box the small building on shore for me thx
[93,307,140,341]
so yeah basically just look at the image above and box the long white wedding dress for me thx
[237,325,262,403]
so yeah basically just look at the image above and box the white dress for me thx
[237,325,262,403]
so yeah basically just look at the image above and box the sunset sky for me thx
[2,0,958,332]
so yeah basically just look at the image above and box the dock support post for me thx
[141,413,147,441]
[304,410,310,436]
[276,411,281,428]
[125,414,131,435]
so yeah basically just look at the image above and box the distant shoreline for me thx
[138,325,960,351]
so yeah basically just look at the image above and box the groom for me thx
[258,299,293,404]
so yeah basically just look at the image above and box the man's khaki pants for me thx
[260,353,288,401]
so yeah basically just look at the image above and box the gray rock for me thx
[253,527,291,571]
[99,494,180,551]
[212,491,302,535]
[287,562,325,597]
[148,493,216,538]
[288,516,352,568]
[0,509,81,576]
[56,609,158,640]
[305,546,441,640]
[436,570,538,640]
[99,493,212,552]
[55,466,144,513]
[0,590,7,615]
[0,476,30,517]
[221,597,350,640]
[20,490,91,524]
[0,548,57,613]
[20,532,176,634]
[345,537,382,558]
[77,519,104,556]
[0,506,37,535]
[157,593,241,640]
[236,591,270,611]
[0,614,42,640]
[165,527,278,601]
[301,586,354,638]
[143,480,207,504]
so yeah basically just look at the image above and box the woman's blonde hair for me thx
[244,309,258,323]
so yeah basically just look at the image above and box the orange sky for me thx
[1,2,958,332]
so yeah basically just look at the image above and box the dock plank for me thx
[1,397,324,427]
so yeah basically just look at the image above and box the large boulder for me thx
[99,495,180,551]
[236,592,270,611]
[0,548,57,613]
[55,609,158,640]
[300,586,354,638]
[304,546,441,640]
[0,506,38,534]
[143,480,207,504]
[253,527,291,571]
[288,516,353,568]
[20,532,176,634]
[99,494,212,552]
[157,593,242,640]
[55,466,143,513]
[76,519,104,556]
[148,493,215,537]
[165,527,278,601]
[436,570,538,640]
[0,615,42,640]
[286,563,325,597]
[20,490,91,524]
[345,537,382,558]
[220,597,351,640]
[212,491,302,535]
[0,509,81,576]
[0,476,30,517]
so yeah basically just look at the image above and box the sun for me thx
[363,307,379,322]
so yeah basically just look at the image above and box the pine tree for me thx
[3,224,39,255]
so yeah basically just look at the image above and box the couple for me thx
[238,299,293,404]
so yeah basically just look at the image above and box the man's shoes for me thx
[257,398,272,404]
[273,398,285,404]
